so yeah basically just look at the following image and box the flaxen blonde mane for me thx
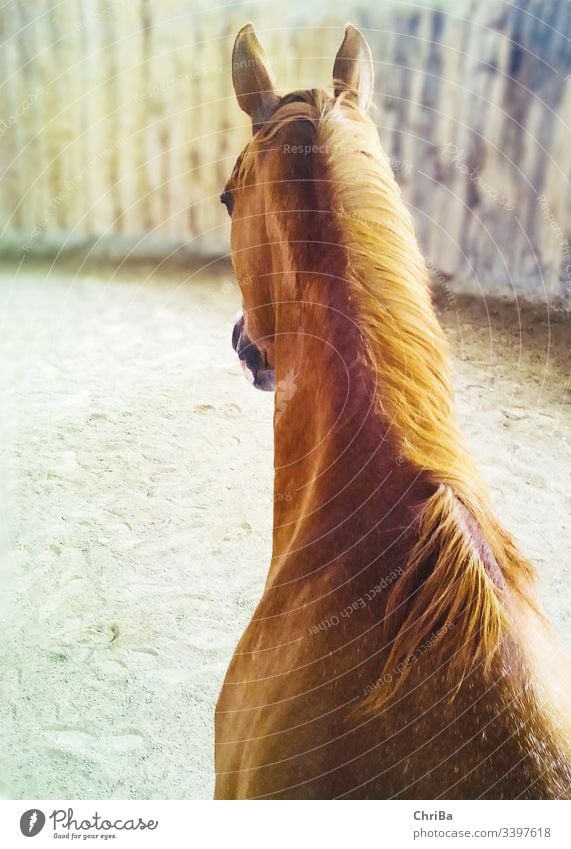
[316,95,544,709]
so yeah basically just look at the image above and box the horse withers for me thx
[215,23,571,799]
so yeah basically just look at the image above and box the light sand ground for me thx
[0,265,569,799]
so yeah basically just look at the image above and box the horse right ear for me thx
[232,24,279,131]
[333,24,374,111]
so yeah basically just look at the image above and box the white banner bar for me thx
[1,799,570,848]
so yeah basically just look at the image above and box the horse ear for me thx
[232,23,279,131]
[333,24,374,111]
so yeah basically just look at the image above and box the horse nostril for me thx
[232,314,244,352]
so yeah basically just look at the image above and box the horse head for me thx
[224,23,374,393]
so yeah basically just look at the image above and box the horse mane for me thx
[241,91,560,717]
[312,95,546,708]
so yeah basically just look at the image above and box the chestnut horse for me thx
[215,23,571,799]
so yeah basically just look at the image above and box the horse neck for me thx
[268,242,432,585]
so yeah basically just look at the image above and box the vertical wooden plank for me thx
[85,0,105,236]
[2,2,25,232]
[210,16,235,253]
[112,0,144,237]
[0,5,8,233]
[199,5,237,247]
[187,10,207,245]
[11,1,31,233]
[142,0,168,239]
[47,0,69,233]
[62,0,84,238]
[164,0,189,242]
[26,2,50,236]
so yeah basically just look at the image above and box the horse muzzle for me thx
[231,313,275,391]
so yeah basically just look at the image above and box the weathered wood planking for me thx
[0,0,569,304]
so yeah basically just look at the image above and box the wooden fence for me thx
[0,0,570,305]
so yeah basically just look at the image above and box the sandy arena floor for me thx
[0,263,569,800]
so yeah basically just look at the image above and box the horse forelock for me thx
[231,90,330,186]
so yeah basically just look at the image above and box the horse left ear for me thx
[333,24,374,111]
[232,23,280,131]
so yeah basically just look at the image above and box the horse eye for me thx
[220,190,234,216]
